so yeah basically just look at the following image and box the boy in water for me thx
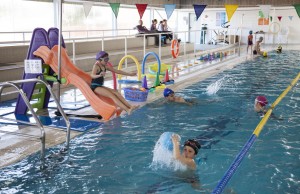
[253,36,264,55]
[172,134,201,170]
[163,88,193,105]
[276,45,282,53]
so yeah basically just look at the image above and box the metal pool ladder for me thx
[0,78,70,167]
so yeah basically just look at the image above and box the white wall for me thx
[183,6,300,45]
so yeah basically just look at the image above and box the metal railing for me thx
[0,78,70,167]
[0,28,242,72]
[65,28,241,66]
[0,28,137,44]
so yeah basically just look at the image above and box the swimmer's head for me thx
[249,30,253,34]
[255,96,268,107]
[263,51,268,57]
[259,36,264,41]
[164,88,174,97]
[96,51,109,61]
[184,139,201,155]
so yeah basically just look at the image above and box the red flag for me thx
[277,16,282,21]
[136,4,148,19]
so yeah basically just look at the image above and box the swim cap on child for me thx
[256,96,268,107]
[263,51,268,57]
[249,30,253,34]
[259,36,263,41]
[96,51,108,60]
[184,139,201,155]
[163,88,174,97]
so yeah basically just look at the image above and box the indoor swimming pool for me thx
[0,50,299,193]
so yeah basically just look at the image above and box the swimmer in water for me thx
[253,36,264,55]
[164,88,194,105]
[254,95,268,114]
[254,95,283,120]
[172,134,201,170]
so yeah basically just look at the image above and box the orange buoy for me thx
[171,39,180,58]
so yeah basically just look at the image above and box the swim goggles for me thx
[255,98,268,107]
[100,57,109,62]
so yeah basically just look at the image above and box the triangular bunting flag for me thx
[259,10,264,18]
[278,16,282,21]
[259,5,271,18]
[193,4,207,21]
[270,16,273,22]
[109,3,120,19]
[288,16,293,21]
[164,4,176,20]
[225,4,239,21]
[83,2,93,17]
[136,4,148,19]
[293,4,300,18]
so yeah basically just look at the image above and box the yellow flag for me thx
[225,4,239,21]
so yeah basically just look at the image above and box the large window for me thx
[117,7,150,35]
[0,1,178,41]
[63,3,113,38]
[216,12,226,27]
[153,9,177,31]
[0,0,53,41]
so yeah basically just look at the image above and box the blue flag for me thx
[193,4,207,21]
[164,4,176,19]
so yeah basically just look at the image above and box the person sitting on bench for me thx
[135,20,159,46]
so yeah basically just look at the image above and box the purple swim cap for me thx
[96,51,108,60]
[256,96,268,107]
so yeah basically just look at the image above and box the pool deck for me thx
[0,44,298,169]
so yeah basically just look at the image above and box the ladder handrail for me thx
[0,78,71,165]
[0,81,46,163]
[8,78,71,149]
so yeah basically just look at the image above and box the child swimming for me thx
[172,134,201,170]
[253,36,264,55]
[254,95,268,114]
[163,88,193,105]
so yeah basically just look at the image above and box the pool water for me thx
[0,51,299,193]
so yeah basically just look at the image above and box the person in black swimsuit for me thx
[91,51,138,114]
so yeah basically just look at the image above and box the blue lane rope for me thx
[212,134,257,194]
[212,72,300,193]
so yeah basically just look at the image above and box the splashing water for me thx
[151,133,187,171]
[206,76,227,95]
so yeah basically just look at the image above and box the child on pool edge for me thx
[172,134,201,170]
[247,30,253,54]
[91,51,139,115]
[163,88,193,105]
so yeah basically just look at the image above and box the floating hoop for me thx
[141,52,161,75]
[118,55,141,81]
[171,39,180,58]
[269,22,281,34]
